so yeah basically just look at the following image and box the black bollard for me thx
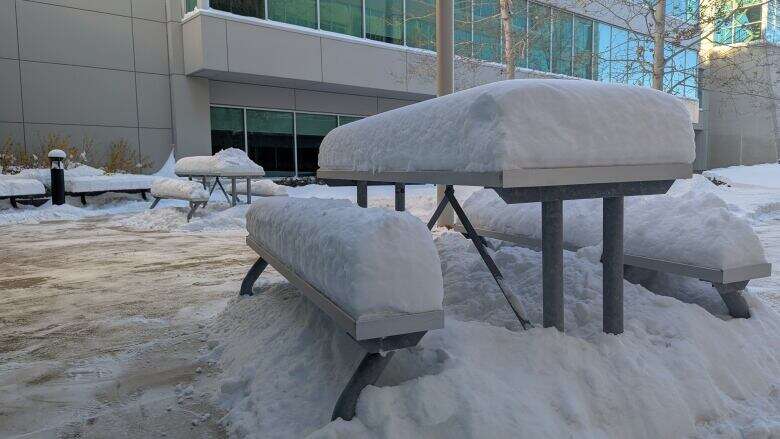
[48,149,66,205]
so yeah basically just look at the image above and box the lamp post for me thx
[435,0,456,227]
[49,149,66,205]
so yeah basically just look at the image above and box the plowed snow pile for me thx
[205,232,780,438]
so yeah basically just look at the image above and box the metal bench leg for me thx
[80,194,87,205]
[246,177,252,204]
[603,197,624,335]
[542,200,564,332]
[231,177,238,206]
[714,281,751,318]
[240,257,269,296]
[356,181,368,208]
[395,183,405,212]
[332,352,395,421]
[9,197,18,209]
[443,186,531,329]
[186,202,201,222]
[149,197,161,209]
[141,191,148,201]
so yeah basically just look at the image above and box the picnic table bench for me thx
[149,178,210,221]
[0,176,47,208]
[175,148,266,206]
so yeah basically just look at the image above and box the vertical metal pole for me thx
[394,183,405,211]
[246,177,252,204]
[231,177,237,206]
[356,181,368,208]
[435,0,455,227]
[50,167,65,205]
[542,200,564,332]
[603,196,624,334]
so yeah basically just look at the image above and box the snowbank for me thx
[17,164,105,188]
[0,176,45,197]
[207,232,780,438]
[175,148,265,176]
[151,178,209,201]
[245,197,443,318]
[319,79,695,173]
[235,179,289,197]
[64,175,158,193]
[704,163,780,189]
[461,176,767,270]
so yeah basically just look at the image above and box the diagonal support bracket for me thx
[429,186,531,329]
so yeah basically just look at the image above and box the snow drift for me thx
[318,79,695,173]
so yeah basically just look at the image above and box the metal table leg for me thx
[395,183,405,212]
[603,197,624,334]
[231,177,237,206]
[246,177,252,204]
[542,200,564,331]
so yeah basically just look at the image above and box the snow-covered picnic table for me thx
[318,79,696,334]
[0,175,47,208]
[174,148,266,206]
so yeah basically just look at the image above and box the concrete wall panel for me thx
[378,97,417,113]
[140,127,173,171]
[0,0,18,59]
[171,75,211,158]
[133,18,170,74]
[0,122,25,149]
[321,38,406,92]
[0,59,23,123]
[21,62,138,127]
[132,0,165,21]
[226,21,321,82]
[295,90,377,116]
[137,73,172,128]
[18,1,135,70]
[183,15,229,74]
[29,0,131,16]
[167,22,185,74]
[210,81,294,109]
[166,0,183,21]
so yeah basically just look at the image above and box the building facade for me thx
[1,0,705,175]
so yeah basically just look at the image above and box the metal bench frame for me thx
[177,174,262,206]
[67,189,149,206]
[240,235,443,421]
[148,196,207,222]
[0,194,48,209]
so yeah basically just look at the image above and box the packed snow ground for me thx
[3,166,780,438]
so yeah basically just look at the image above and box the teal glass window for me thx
[186,0,198,12]
[366,0,404,45]
[551,10,572,75]
[210,107,245,154]
[609,27,628,83]
[455,0,474,58]
[406,0,436,50]
[528,3,551,71]
[296,113,338,175]
[338,115,363,125]
[768,0,780,43]
[320,0,363,37]
[247,110,295,177]
[510,0,528,67]
[210,0,264,18]
[268,0,317,29]
[473,0,502,63]
[594,23,611,82]
[626,32,650,86]
[572,17,593,79]
[684,50,699,99]
[714,0,762,44]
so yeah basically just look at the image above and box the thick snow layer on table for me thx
[151,178,209,201]
[18,164,105,188]
[64,174,158,193]
[235,179,289,197]
[206,231,780,438]
[0,176,45,197]
[460,176,767,270]
[246,197,443,318]
[319,79,695,173]
[175,148,265,176]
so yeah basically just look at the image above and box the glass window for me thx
[186,0,197,12]
[406,0,436,50]
[366,0,404,45]
[455,0,474,58]
[684,50,699,99]
[626,32,649,86]
[246,110,295,177]
[473,0,502,63]
[572,17,593,79]
[210,107,245,154]
[338,115,363,125]
[210,0,264,18]
[768,0,780,43]
[268,0,317,29]
[551,10,572,75]
[320,0,363,37]
[609,27,628,83]
[510,0,528,67]
[714,0,762,45]
[528,3,551,72]
[295,113,338,175]
[594,23,610,82]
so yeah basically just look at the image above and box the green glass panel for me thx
[366,0,404,45]
[186,0,197,12]
[339,115,363,125]
[609,27,628,83]
[268,0,317,29]
[511,0,527,67]
[594,23,610,82]
[551,10,572,75]
[247,110,293,134]
[572,17,593,79]
[210,0,264,18]
[210,107,244,131]
[528,2,551,72]
[406,0,436,50]
[626,32,648,86]
[320,0,363,37]
[473,0,502,63]
[296,113,339,136]
[296,113,338,175]
[455,0,473,58]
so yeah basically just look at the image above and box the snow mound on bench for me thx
[246,197,443,318]
[319,79,695,173]
[236,179,289,197]
[175,148,265,176]
[0,176,45,197]
[461,176,767,270]
[18,164,104,188]
[151,178,209,201]
[206,232,780,438]
[64,174,158,193]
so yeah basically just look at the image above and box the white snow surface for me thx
[0,175,45,197]
[704,163,780,189]
[235,179,289,197]
[151,178,210,201]
[245,197,444,319]
[460,176,767,270]
[175,148,265,176]
[64,174,158,193]
[318,79,695,173]
[208,231,780,438]
[17,164,105,188]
